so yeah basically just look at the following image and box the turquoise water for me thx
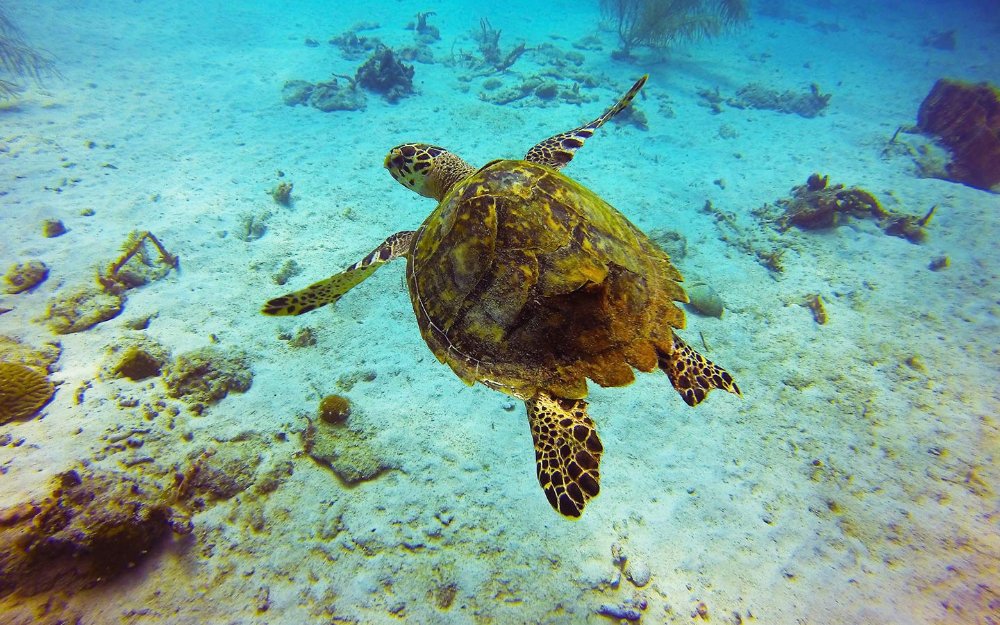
[1,1,998,623]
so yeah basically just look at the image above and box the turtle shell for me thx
[406,160,688,400]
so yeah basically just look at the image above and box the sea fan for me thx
[0,6,57,99]
[600,0,750,59]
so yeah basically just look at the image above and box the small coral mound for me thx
[0,362,55,424]
[318,394,351,424]
[3,260,48,294]
[916,78,1000,192]
[105,338,169,381]
[45,286,124,334]
[163,346,253,408]
[0,468,186,598]
[41,219,67,238]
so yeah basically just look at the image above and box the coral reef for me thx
[163,346,253,409]
[777,173,887,229]
[303,414,398,485]
[356,45,414,103]
[3,260,48,294]
[0,468,187,598]
[758,174,934,244]
[318,394,351,424]
[600,0,749,59]
[0,362,54,424]
[727,82,832,118]
[916,78,1000,192]
[97,230,179,294]
[45,286,124,334]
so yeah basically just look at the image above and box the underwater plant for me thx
[0,6,57,99]
[600,0,750,59]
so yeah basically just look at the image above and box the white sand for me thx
[1,0,997,623]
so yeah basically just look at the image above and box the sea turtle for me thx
[263,75,741,517]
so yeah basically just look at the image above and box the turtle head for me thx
[384,143,475,201]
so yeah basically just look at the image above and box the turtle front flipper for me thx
[659,333,742,407]
[524,74,648,170]
[262,231,414,316]
[526,391,603,517]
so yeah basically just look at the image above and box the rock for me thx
[917,78,1000,192]
[3,260,48,294]
[45,286,124,334]
[303,417,397,484]
[106,338,169,381]
[597,604,642,621]
[281,79,314,106]
[41,219,67,238]
[624,558,651,587]
[178,445,261,501]
[162,346,253,407]
[308,79,367,112]
[687,282,724,318]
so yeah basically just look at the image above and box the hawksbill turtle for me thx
[263,75,741,517]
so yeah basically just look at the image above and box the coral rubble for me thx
[727,82,832,118]
[916,78,1000,192]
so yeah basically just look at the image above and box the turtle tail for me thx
[658,332,741,407]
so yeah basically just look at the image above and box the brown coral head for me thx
[806,173,829,191]
[0,362,55,424]
[319,394,351,424]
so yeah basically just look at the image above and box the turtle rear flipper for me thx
[526,392,603,517]
[524,74,648,170]
[659,333,741,407]
[262,231,414,316]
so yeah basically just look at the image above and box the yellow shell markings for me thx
[406,159,690,399]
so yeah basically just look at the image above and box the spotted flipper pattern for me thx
[526,391,603,517]
[262,231,415,316]
[524,74,648,170]
[659,332,742,407]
